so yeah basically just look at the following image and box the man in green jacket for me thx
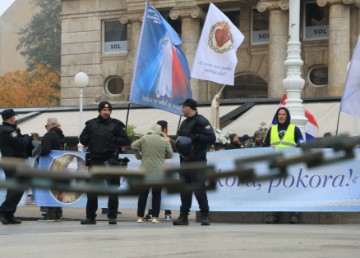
[131,124,173,223]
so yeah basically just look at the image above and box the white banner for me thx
[2,148,356,212]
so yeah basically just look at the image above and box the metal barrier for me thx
[0,135,359,196]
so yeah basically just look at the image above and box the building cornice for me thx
[169,6,204,20]
[119,11,144,24]
[317,0,360,7]
[256,0,289,12]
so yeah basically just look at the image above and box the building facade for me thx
[0,0,38,75]
[60,0,360,106]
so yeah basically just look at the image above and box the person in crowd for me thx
[38,117,66,222]
[225,133,241,150]
[145,120,175,221]
[263,107,304,224]
[131,124,173,223]
[323,132,332,138]
[173,98,216,226]
[252,130,264,148]
[79,101,130,225]
[240,134,252,148]
[0,109,34,225]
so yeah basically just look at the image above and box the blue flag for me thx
[130,3,192,115]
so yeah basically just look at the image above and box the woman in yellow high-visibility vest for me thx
[263,107,304,224]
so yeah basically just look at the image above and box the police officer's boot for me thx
[55,207,63,220]
[200,212,210,226]
[172,213,189,226]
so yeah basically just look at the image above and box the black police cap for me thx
[182,98,197,110]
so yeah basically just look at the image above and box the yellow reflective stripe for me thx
[272,141,297,147]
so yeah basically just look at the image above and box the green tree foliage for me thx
[17,0,61,72]
[125,125,142,143]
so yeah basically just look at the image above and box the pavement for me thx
[0,204,359,258]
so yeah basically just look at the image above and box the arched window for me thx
[222,74,268,99]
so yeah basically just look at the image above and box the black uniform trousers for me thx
[179,158,209,215]
[86,159,119,220]
[0,168,24,218]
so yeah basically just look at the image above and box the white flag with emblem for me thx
[191,3,244,85]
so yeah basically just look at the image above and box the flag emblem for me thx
[208,21,233,53]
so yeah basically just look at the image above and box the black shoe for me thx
[108,218,117,225]
[0,212,10,225]
[8,217,22,224]
[265,215,279,224]
[200,213,210,226]
[101,208,109,215]
[80,218,96,225]
[40,207,48,212]
[289,214,298,224]
[55,208,63,220]
[173,215,189,226]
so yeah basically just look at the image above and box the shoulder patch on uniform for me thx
[10,131,18,138]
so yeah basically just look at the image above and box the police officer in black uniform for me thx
[0,109,34,225]
[79,101,130,225]
[173,99,216,226]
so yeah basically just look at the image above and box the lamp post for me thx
[74,72,89,152]
[283,0,307,140]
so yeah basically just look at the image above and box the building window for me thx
[103,20,127,53]
[222,74,268,99]
[303,1,329,41]
[224,10,240,29]
[307,65,328,87]
[105,76,124,95]
[160,11,182,37]
[251,8,269,45]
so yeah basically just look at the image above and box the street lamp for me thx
[74,72,89,152]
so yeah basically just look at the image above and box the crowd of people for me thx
[224,130,264,150]
[1,98,326,226]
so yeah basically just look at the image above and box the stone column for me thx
[317,0,351,96]
[343,0,360,37]
[120,12,143,99]
[170,6,203,100]
[257,0,289,98]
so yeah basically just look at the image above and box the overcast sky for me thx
[0,0,15,16]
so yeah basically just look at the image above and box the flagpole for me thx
[354,118,359,136]
[335,106,341,136]
[177,116,182,131]
[125,102,131,128]
[210,84,226,129]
